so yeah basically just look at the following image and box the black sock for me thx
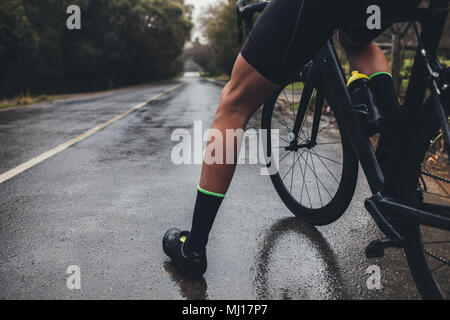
[184,187,225,255]
[370,72,400,119]
[370,72,400,172]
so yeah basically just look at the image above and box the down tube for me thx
[317,42,384,194]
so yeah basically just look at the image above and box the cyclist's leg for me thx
[338,0,422,172]
[339,0,421,76]
[199,54,280,195]
[164,0,342,270]
[180,55,281,256]
[185,0,341,257]
[338,32,389,76]
[162,54,281,273]
[339,32,397,172]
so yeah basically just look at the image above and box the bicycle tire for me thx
[261,81,358,225]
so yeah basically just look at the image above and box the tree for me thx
[0,0,38,96]
[0,0,193,97]
[63,0,193,90]
[184,38,221,75]
[204,0,241,76]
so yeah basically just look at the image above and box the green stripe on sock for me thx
[370,72,392,80]
[198,186,226,198]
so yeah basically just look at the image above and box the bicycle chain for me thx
[425,249,450,267]
[421,170,450,184]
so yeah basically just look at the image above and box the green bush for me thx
[0,0,193,97]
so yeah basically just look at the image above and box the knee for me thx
[216,82,253,123]
[220,81,231,103]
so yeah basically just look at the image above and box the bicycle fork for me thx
[289,63,324,150]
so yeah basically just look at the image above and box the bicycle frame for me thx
[290,0,450,238]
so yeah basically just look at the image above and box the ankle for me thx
[183,237,204,257]
[369,72,400,117]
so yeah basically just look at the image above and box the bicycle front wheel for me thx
[261,80,358,225]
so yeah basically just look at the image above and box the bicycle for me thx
[237,0,450,299]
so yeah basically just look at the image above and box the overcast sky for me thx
[185,0,223,43]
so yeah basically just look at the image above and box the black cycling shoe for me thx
[162,228,207,278]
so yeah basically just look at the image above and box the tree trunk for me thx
[391,33,403,92]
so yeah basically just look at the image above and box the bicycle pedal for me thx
[365,237,396,259]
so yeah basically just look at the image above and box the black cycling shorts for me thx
[241,0,421,85]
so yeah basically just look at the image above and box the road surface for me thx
[0,74,421,299]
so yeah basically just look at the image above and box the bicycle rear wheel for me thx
[261,80,358,225]
[392,93,450,299]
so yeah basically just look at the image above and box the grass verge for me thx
[0,94,56,110]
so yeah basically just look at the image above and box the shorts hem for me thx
[241,37,287,86]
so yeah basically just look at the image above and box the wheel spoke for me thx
[276,103,291,133]
[310,148,340,184]
[310,151,343,166]
[434,178,450,198]
[278,135,290,145]
[279,150,293,164]
[309,148,324,206]
[268,82,347,212]
[303,151,313,208]
[272,113,291,134]
[431,263,448,273]
[282,88,296,120]
[298,150,333,199]
[299,150,312,207]
[318,120,337,134]
[290,152,295,194]
[281,150,303,181]
[423,191,450,200]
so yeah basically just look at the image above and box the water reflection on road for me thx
[253,218,346,300]
[166,217,347,300]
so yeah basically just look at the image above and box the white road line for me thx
[0,84,181,185]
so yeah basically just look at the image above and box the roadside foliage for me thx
[0,0,193,97]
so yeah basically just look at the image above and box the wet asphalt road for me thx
[0,74,421,299]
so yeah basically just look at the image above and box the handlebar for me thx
[236,0,269,44]
[237,0,268,14]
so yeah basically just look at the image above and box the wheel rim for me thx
[269,82,345,209]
